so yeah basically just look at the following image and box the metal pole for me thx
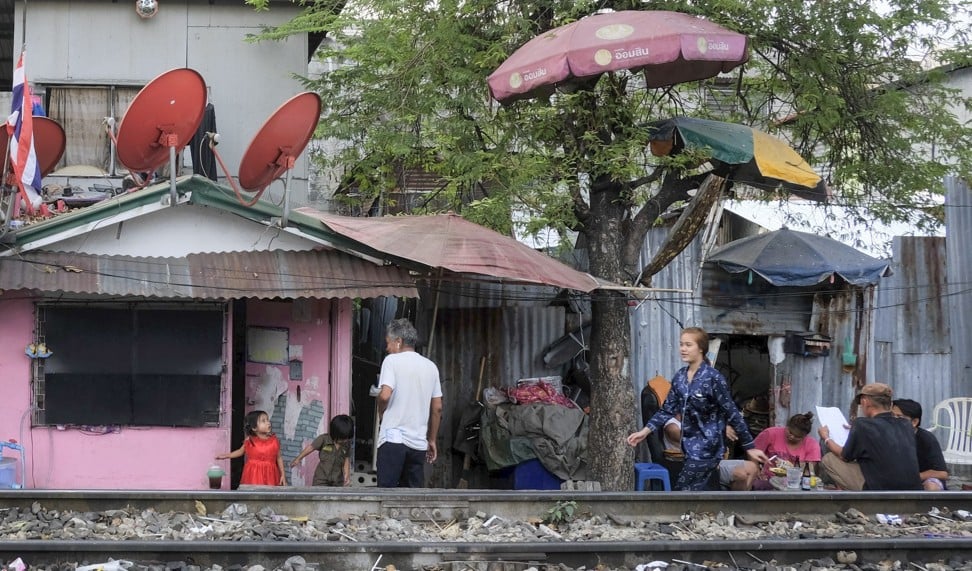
[168,144,177,205]
[2,132,17,233]
[281,166,293,227]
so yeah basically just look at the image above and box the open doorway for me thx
[714,334,771,439]
[348,296,416,484]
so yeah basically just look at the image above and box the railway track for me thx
[2,489,971,570]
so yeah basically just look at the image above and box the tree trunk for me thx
[586,183,636,492]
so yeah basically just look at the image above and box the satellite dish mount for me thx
[0,116,67,230]
[208,92,321,227]
[107,68,207,205]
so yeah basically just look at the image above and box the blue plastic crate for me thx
[513,459,563,490]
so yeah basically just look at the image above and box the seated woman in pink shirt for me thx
[752,411,822,490]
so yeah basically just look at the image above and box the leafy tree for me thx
[248,0,972,490]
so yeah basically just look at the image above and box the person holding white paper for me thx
[815,406,850,446]
[817,383,921,490]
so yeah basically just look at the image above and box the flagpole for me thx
[1,0,27,231]
[1,133,15,233]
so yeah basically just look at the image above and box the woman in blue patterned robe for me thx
[627,327,768,490]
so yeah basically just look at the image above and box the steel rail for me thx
[2,489,972,520]
[2,490,971,569]
[2,538,971,569]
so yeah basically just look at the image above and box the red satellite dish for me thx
[0,116,66,177]
[34,117,67,177]
[116,68,207,173]
[237,92,321,193]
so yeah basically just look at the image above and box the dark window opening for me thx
[34,303,225,427]
[0,0,14,92]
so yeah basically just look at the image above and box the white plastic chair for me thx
[928,398,972,465]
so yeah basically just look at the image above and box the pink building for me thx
[0,177,416,489]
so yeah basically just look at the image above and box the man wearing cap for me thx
[817,383,922,490]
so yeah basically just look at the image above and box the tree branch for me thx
[635,175,726,287]
[618,172,707,280]
[619,166,666,193]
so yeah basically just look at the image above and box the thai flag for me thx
[7,51,42,213]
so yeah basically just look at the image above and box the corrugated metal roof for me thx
[0,249,418,300]
[4,176,389,263]
[298,210,604,292]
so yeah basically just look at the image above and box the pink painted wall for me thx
[0,293,355,489]
[0,293,232,489]
[240,298,353,487]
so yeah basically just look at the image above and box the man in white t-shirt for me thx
[376,318,444,487]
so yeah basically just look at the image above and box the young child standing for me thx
[217,410,286,486]
[290,414,354,486]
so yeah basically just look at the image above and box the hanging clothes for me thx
[190,103,217,180]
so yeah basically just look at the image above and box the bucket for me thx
[0,457,17,489]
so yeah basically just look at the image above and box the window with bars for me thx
[46,84,141,175]
[32,302,226,427]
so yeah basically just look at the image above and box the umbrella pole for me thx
[427,268,443,357]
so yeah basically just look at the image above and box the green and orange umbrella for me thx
[648,117,828,201]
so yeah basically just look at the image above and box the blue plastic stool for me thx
[634,462,671,491]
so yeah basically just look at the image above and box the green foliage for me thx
[545,500,578,525]
[246,0,972,490]
[245,0,972,245]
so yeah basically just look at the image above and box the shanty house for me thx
[0,177,416,489]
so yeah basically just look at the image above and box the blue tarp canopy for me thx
[706,227,892,287]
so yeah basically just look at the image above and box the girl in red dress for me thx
[216,410,287,486]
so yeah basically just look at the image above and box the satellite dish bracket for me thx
[0,116,67,229]
[209,92,321,226]
[114,68,207,205]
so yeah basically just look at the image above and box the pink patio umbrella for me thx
[488,10,749,104]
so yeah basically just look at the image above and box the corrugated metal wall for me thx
[417,283,569,488]
[946,177,972,396]
[871,235,954,412]
[781,289,868,422]
[699,264,816,335]
[630,224,701,401]
[867,177,972,412]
